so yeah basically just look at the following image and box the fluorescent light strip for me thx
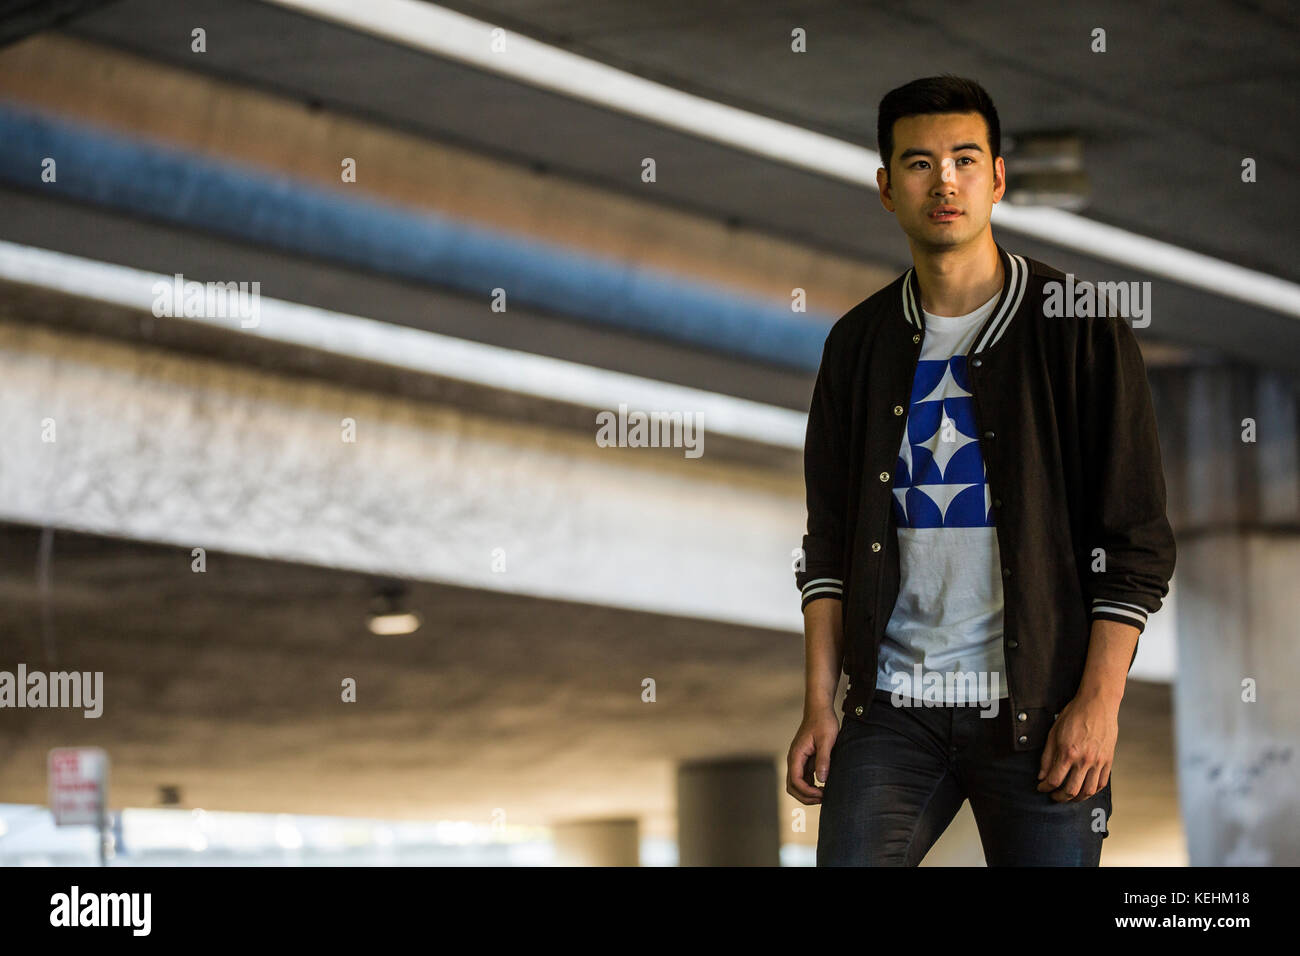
[265,0,1300,318]
[267,0,868,181]
[0,240,806,449]
[990,205,1300,317]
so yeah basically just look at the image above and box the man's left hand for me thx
[1035,692,1119,802]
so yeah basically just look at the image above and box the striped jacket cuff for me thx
[1089,597,1149,633]
[800,577,843,610]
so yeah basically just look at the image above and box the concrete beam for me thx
[0,314,806,632]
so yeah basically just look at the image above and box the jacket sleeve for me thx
[1076,310,1176,637]
[795,332,850,610]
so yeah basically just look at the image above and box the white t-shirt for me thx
[875,289,1009,704]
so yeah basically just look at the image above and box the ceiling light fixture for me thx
[366,582,422,636]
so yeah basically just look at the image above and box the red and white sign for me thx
[48,747,109,826]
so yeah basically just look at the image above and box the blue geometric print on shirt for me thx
[891,355,995,529]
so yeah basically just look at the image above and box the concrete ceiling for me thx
[14,0,1292,376]
[57,0,1299,282]
[422,0,1299,282]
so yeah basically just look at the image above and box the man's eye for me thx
[958,156,974,165]
[911,161,929,169]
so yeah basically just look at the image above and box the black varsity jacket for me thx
[795,242,1177,752]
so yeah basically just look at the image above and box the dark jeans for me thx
[817,689,1111,866]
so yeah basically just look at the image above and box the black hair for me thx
[877,75,1001,179]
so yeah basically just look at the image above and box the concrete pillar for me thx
[676,757,780,866]
[1159,363,1300,865]
[551,818,640,867]
[1173,532,1300,865]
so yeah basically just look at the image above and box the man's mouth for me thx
[929,206,962,222]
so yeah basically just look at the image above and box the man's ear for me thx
[992,155,1007,204]
[876,166,895,213]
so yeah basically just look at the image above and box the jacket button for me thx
[893,405,904,416]
[1002,567,1011,577]
[854,705,864,716]
[994,498,1002,508]
[983,430,995,439]
[879,471,890,482]
[912,333,921,344]
[871,541,881,552]
[1008,639,1018,649]
[1018,735,1028,745]
[972,357,982,367]
[1017,711,1027,721]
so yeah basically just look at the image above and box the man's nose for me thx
[932,170,956,196]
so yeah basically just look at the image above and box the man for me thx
[785,75,1176,866]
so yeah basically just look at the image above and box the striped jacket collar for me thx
[899,244,1030,354]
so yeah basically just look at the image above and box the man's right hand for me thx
[785,709,842,805]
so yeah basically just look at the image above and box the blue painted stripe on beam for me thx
[0,102,834,371]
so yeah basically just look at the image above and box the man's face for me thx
[876,111,1005,251]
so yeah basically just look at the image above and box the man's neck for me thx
[910,234,1004,317]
